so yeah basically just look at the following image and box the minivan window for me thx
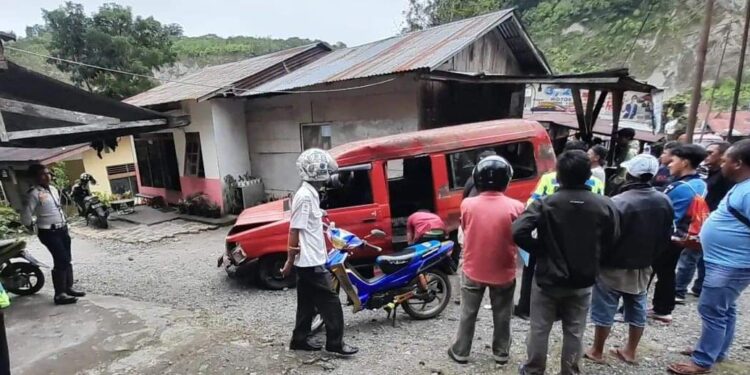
[321,169,373,209]
[446,141,537,190]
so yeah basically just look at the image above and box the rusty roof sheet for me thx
[526,112,665,143]
[703,111,750,137]
[243,9,548,96]
[124,43,328,107]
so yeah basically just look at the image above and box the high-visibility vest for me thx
[0,282,9,309]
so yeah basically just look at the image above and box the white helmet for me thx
[296,148,338,182]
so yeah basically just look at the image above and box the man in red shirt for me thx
[406,210,446,245]
[448,156,525,365]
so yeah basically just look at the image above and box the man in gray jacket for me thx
[584,154,673,365]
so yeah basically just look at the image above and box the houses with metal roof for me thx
[124,9,552,209]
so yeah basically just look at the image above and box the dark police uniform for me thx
[21,184,75,297]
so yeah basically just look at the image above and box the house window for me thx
[106,163,138,195]
[184,133,205,178]
[446,141,537,190]
[134,133,182,191]
[301,123,332,150]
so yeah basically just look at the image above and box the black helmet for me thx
[473,155,513,192]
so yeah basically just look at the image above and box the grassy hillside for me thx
[5,32,337,85]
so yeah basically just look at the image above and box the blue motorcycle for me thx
[311,222,454,330]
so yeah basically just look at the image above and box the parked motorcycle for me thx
[0,239,46,295]
[81,195,109,229]
[311,222,454,331]
[72,173,109,229]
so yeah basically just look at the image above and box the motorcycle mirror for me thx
[369,229,386,238]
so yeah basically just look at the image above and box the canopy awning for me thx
[423,68,661,165]
[0,61,188,148]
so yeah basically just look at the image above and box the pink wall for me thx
[179,176,224,210]
[134,164,224,210]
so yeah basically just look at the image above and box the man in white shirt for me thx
[21,164,84,305]
[588,145,608,188]
[281,148,358,356]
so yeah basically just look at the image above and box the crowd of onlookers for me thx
[419,130,750,374]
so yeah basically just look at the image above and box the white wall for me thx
[245,77,420,195]
[173,100,220,179]
[210,99,252,180]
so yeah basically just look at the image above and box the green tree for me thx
[42,2,182,99]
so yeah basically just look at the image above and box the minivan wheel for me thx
[257,254,296,290]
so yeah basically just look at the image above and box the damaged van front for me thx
[220,119,554,290]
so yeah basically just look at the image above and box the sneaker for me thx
[674,296,686,305]
[648,309,673,324]
[689,290,701,298]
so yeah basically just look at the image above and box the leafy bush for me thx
[177,192,221,218]
[92,191,113,207]
[49,162,70,190]
[0,204,24,239]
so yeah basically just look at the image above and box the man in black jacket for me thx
[513,150,619,375]
[584,154,674,365]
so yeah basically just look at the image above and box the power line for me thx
[626,0,655,64]
[3,45,397,96]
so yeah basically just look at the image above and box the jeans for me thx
[651,243,683,315]
[675,249,705,298]
[692,262,750,368]
[590,279,647,328]
[450,273,515,362]
[525,280,591,375]
[292,266,344,349]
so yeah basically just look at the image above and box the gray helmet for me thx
[296,148,338,182]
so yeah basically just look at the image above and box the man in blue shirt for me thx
[649,144,707,324]
[668,139,750,375]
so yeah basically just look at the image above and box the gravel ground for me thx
[19,223,750,375]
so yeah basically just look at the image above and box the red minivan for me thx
[220,119,555,289]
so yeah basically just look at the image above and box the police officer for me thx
[21,164,85,305]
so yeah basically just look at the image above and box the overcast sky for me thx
[1,0,410,46]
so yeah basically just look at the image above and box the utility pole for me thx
[729,0,750,139]
[686,0,715,143]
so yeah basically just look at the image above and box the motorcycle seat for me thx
[376,241,441,274]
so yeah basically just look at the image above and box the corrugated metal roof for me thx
[124,43,329,107]
[703,111,750,137]
[243,9,549,96]
[0,144,87,164]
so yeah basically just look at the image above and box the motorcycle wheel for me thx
[0,262,45,296]
[402,270,451,320]
[97,216,109,229]
[310,314,324,333]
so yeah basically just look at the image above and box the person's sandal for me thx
[667,361,711,375]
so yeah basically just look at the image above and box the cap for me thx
[621,153,659,177]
